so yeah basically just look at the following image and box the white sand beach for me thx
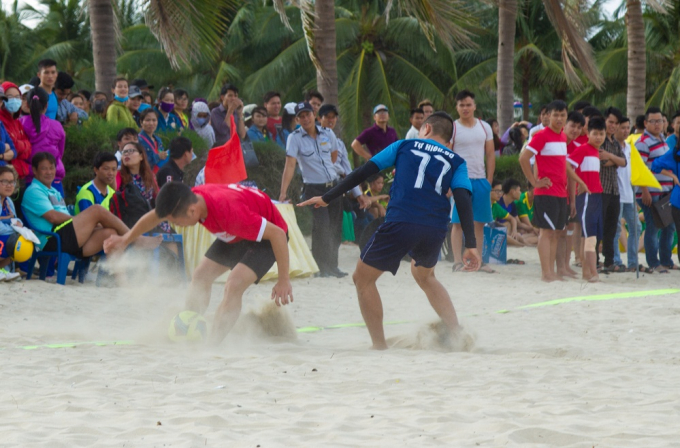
[2,244,680,447]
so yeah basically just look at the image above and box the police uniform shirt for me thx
[286,125,339,184]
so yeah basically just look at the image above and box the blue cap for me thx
[373,104,388,114]
[294,101,314,116]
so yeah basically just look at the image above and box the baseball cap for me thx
[373,104,388,114]
[131,79,154,90]
[18,84,33,96]
[283,102,297,115]
[318,104,339,117]
[294,102,314,116]
[128,85,143,98]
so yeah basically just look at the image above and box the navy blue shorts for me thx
[576,193,603,239]
[360,221,446,275]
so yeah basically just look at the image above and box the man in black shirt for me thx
[157,136,194,188]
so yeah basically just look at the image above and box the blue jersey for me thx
[371,139,471,229]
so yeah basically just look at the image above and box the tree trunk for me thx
[497,0,518,134]
[89,0,117,98]
[314,0,338,107]
[626,0,645,118]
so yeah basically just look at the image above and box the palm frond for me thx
[385,52,445,106]
[541,0,603,89]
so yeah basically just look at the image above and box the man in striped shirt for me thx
[635,107,675,272]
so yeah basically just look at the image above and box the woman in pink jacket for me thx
[19,87,66,196]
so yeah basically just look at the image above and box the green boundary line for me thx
[7,289,679,349]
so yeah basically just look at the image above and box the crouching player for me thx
[299,112,481,350]
[104,182,293,344]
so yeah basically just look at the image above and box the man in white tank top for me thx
[450,90,496,273]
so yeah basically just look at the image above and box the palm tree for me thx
[495,0,603,132]
[87,0,235,95]
[0,0,36,82]
[274,0,475,116]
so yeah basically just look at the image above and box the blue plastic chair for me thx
[150,233,186,281]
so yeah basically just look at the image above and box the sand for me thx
[2,244,680,447]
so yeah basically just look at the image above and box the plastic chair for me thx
[25,227,90,285]
[150,233,186,281]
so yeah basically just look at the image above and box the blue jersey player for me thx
[299,112,480,350]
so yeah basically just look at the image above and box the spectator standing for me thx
[36,59,59,120]
[487,119,502,156]
[156,136,194,188]
[114,127,139,170]
[91,91,108,117]
[173,89,190,129]
[598,107,627,272]
[190,101,215,148]
[138,109,167,173]
[0,90,17,167]
[305,90,324,118]
[210,84,246,146]
[627,115,645,147]
[19,87,66,196]
[106,77,137,129]
[528,105,550,143]
[280,102,297,144]
[127,85,144,126]
[449,90,495,273]
[131,79,153,96]
[280,102,344,277]
[417,99,434,119]
[351,104,398,160]
[54,72,88,124]
[612,116,640,271]
[75,152,117,214]
[247,107,285,147]
[636,107,675,273]
[665,111,680,152]
[264,91,283,142]
[405,108,425,139]
[155,88,183,134]
[0,83,31,180]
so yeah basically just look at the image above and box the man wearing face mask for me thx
[91,91,109,118]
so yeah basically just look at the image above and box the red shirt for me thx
[526,127,568,198]
[574,134,589,146]
[567,139,582,155]
[266,116,283,141]
[193,184,287,244]
[567,143,603,194]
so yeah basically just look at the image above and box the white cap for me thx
[284,102,297,115]
[18,84,34,95]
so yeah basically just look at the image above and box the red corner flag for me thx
[205,115,247,184]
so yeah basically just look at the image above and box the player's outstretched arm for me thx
[261,222,293,306]
[297,161,380,209]
[103,210,163,254]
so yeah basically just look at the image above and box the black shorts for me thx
[576,193,603,239]
[43,220,83,258]
[361,221,446,275]
[533,196,568,230]
[205,238,281,283]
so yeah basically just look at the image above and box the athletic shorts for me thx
[0,234,10,258]
[361,221,446,275]
[533,195,568,230]
[576,193,603,239]
[205,236,286,283]
[43,219,83,258]
[451,178,492,224]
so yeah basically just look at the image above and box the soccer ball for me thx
[168,311,209,343]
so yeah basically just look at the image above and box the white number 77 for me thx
[411,150,451,194]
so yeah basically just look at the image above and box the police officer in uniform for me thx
[280,102,346,277]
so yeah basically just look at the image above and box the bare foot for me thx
[587,275,601,283]
[371,343,388,350]
[558,270,577,279]
[541,273,559,282]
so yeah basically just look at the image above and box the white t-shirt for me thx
[405,125,420,140]
[452,119,492,179]
[528,123,544,143]
[617,141,634,204]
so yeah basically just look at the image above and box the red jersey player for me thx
[519,100,588,282]
[104,182,293,344]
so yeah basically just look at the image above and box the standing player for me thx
[520,100,588,282]
[568,117,605,282]
[299,112,481,350]
[104,182,293,344]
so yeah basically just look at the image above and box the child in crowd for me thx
[490,179,524,247]
[138,108,167,173]
[0,166,22,281]
[75,152,117,214]
[364,173,389,219]
[114,127,138,170]
[19,87,66,196]
[567,116,606,282]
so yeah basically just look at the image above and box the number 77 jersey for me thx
[370,139,472,230]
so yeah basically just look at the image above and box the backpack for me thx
[109,183,152,228]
